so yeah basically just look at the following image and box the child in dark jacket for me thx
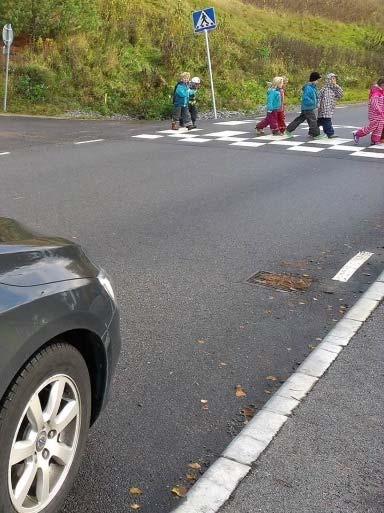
[172,72,193,130]
[255,77,284,136]
[286,72,322,138]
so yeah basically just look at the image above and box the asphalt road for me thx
[0,106,383,513]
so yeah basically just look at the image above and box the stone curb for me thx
[170,273,384,513]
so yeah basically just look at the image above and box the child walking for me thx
[277,77,288,135]
[285,72,322,138]
[317,73,343,138]
[180,76,201,129]
[171,72,193,131]
[353,78,384,146]
[255,77,283,136]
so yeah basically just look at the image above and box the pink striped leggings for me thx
[356,120,384,143]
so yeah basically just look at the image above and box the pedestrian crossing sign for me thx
[192,7,217,33]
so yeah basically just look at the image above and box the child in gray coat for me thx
[317,73,343,138]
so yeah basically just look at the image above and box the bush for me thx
[13,65,52,102]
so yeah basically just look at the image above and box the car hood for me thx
[0,218,99,286]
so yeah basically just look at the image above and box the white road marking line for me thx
[351,151,384,159]
[310,138,353,145]
[269,140,304,146]
[158,129,203,134]
[255,134,298,141]
[230,141,266,148]
[178,138,210,143]
[287,145,325,153]
[172,273,384,513]
[333,125,360,129]
[214,120,256,126]
[205,130,249,137]
[74,139,104,145]
[329,145,364,151]
[166,133,201,138]
[332,251,374,282]
[132,134,164,139]
[0,152,10,156]
[215,136,250,142]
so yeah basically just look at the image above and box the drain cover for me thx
[247,271,312,292]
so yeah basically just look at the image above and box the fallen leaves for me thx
[129,488,143,497]
[266,375,278,382]
[196,339,206,344]
[171,486,188,498]
[188,462,202,470]
[241,405,256,422]
[235,385,247,398]
[129,504,141,511]
[200,399,209,410]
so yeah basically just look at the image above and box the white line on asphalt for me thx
[171,271,384,513]
[287,146,325,153]
[230,141,266,148]
[269,140,304,146]
[0,152,10,156]
[329,145,363,151]
[332,251,374,282]
[74,139,105,145]
[351,151,384,159]
[178,138,210,143]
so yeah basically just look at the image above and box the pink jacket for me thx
[368,85,384,122]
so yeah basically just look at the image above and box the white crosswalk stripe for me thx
[130,122,384,160]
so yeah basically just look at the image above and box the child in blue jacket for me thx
[286,72,322,138]
[171,72,193,130]
[256,77,283,135]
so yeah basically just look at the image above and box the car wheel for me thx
[0,342,91,513]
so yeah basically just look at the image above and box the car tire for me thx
[0,342,91,513]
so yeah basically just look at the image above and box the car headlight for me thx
[98,270,116,302]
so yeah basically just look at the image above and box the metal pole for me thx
[3,43,10,112]
[204,29,217,119]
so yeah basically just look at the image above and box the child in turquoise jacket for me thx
[256,77,283,135]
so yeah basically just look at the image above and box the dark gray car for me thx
[0,218,121,513]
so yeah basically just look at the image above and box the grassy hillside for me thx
[0,0,383,117]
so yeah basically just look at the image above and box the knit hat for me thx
[327,73,337,79]
[309,71,321,81]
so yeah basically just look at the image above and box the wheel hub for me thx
[35,431,47,452]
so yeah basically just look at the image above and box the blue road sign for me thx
[192,7,217,33]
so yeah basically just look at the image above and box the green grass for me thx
[0,0,382,118]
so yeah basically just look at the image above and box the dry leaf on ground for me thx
[196,339,206,344]
[129,487,143,496]
[188,462,202,470]
[266,375,278,381]
[171,486,188,497]
[186,474,197,482]
[241,405,256,421]
[235,385,247,398]
[129,504,141,511]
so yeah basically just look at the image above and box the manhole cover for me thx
[247,271,312,292]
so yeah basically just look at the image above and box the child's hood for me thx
[369,85,384,98]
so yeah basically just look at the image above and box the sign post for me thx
[192,8,217,119]
[2,23,14,112]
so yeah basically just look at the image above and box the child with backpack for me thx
[180,77,201,129]
[255,77,284,136]
[171,72,194,131]
[353,78,384,146]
